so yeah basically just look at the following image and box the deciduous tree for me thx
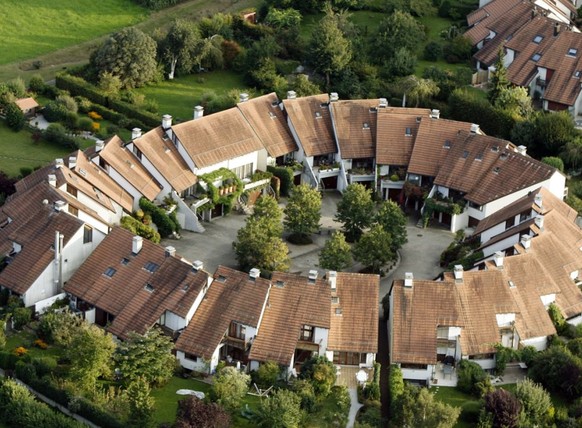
[375,200,408,252]
[353,225,394,273]
[158,20,200,79]
[374,11,425,64]
[483,389,520,428]
[209,366,250,411]
[126,377,155,428]
[254,389,304,428]
[175,396,231,428]
[114,327,175,387]
[319,231,352,271]
[299,355,336,396]
[4,102,25,131]
[515,378,552,427]
[69,324,116,389]
[393,385,460,428]
[284,183,321,244]
[335,183,374,242]
[91,28,158,89]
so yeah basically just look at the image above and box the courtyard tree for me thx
[91,27,158,89]
[126,377,155,428]
[175,396,231,428]
[252,195,283,236]
[69,323,116,389]
[392,385,460,428]
[335,183,374,242]
[375,200,408,253]
[114,327,175,387]
[353,224,394,273]
[254,389,304,428]
[209,366,250,411]
[318,230,352,271]
[309,8,352,89]
[299,355,336,396]
[482,388,521,428]
[284,183,322,244]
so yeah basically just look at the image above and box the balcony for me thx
[536,77,547,88]
[347,167,375,182]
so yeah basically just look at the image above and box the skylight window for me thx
[575,70,582,78]
[533,35,543,44]
[462,151,469,159]
[103,267,116,278]
[493,166,501,174]
[335,308,343,315]
[331,296,339,304]
[531,53,542,61]
[121,258,130,265]
[363,122,370,129]
[475,152,483,161]
[405,127,412,136]
[217,275,227,283]
[443,140,451,149]
[568,48,578,57]
[143,262,159,273]
[145,283,154,292]
[315,112,322,119]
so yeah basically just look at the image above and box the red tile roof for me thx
[330,100,379,160]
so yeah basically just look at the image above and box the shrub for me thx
[255,360,280,389]
[4,102,26,131]
[139,197,177,238]
[424,41,442,61]
[43,101,70,122]
[43,123,81,149]
[120,216,161,243]
[0,351,18,369]
[19,167,33,177]
[267,165,294,196]
[15,361,36,383]
[457,359,490,397]
[55,94,78,113]
[55,73,108,106]
[13,346,27,356]
[299,355,336,397]
[76,396,124,428]
[34,339,48,349]
[12,307,32,330]
[88,111,103,121]
[33,357,57,377]
[29,74,45,93]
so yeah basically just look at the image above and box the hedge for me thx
[55,73,107,106]
[0,351,26,370]
[120,215,161,243]
[89,103,127,124]
[139,197,177,238]
[76,397,124,428]
[108,98,160,128]
[267,165,294,197]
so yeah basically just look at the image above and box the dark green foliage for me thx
[319,231,352,271]
[548,302,566,333]
[456,359,489,397]
[139,197,178,238]
[43,123,81,149]
[488,47,509,105]
[4,102,26,131]
[28,74,46,93]
[12,306,32,329]
[533,111,577,157]
[267,165,294,196]
[27,377,71,407]
[374,11,425,64]
[459,400,482,424]
[0,351,19,370]
[15,361,36,383]
[529,346,582,399]
[388,364,404,414]
[483,389,520,428]
[568,338,582,358]
[33,357,57,378]
[356,402,382,427]
[335,183,374,242]
[44,101,70,122]
[291,379,316,412]
[131,0,180,10]
[174,396,232,428]
[299,355,336,396]
[384,47,417,78]
[107,98,160,128]
[254,360,281,389]
[56,73,108,105]
[424,41,442,61]
[254,389,305,428]
[75,395,125,428]
[375,200,408,253]
[541,156,565,172]
[120,216,161,243]
[443,35,473,64]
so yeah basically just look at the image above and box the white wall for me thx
[164,311,187,331]
[76,191,124,225]
[126,144,174,204]
[77,210,109,235]
[540,294,556,307]
[480,218,516,244]
[401,366,431,382]
[482,233,521,258]
[176,350,209,373]
[472,358,496,370]
[108,167,154,211]
[314,327,329,356]
[195,152,259,178]
[521,336,548,351]
[35,292,67,314]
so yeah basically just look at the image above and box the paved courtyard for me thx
[162,191,456,309]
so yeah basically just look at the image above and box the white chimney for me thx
[516,145,527,156]
[404,272,413,288]
[132,235,143,255]
[430,109,440,119]
[162,114,172,129]
[165,246,176,257]
[454,265,464,283]
[95,140,104,153]
[68,156,77,169]
[308,269,318,284]
[249,268,261,280]
[493,251,504,269]
[470,124,480,134]
[329,92,339,102]
[535,214,544,230]
[55,158,64,168]
[193,105,204,120]
[54,200,67,212]
[287,90,297,100]
[239,93,249,103]
[534,193,543,209]
[521,234,531,251]
[48,174,57,187]
[328,271,337,290]
[192,260,204,272]
[378,98,388,108]
[131,128,142,140]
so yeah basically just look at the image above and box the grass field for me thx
[299,10,386,42]
[136,71,247,121]
[0,0,148,66]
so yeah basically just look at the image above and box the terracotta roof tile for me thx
[249,272,331,365]
[172,108,265,169]
[328,272,379,353]
[237,93,297,158]
[96,136,163,201]
[132,127,197,192]
[330,100,379,160]
[466,0,524,44]
[14,97,39,111]
[474,188,540,235]
[283,94,336,157]
[175,266,270,360]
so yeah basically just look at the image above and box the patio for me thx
[336,365,374,389]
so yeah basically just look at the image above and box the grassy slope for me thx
[0,0,147,65]
[0,0,260,82]
[136,71,247,121]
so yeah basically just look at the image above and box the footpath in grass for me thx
[0,0,147,66]
[136,71,247,121]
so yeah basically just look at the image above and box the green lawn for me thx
[434,386,480,428]
[151,377,212,425]
[136,71,247,121]
[5,329,62,360]
[0,0,147,65]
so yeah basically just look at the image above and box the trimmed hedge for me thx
[0,351,27,370]
[139,198,178,238]
[120,215,161,243]
[267,165,294,197]
[55,73,107,106]
[108,98,160,128]
[89,103,127,124]
[76,397,124,428]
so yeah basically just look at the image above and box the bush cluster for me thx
[267,165,294,196]
[120,216,161,243]
[139,198,180,238]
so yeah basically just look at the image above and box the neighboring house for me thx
[175,266,271,374]
[64,227,210,339]
[248,270,332,375]
[87,136,164,212]
[329,99,380,192]
[0,184,104,310]
[283,92,339,190]
[127,124,202,232]
[15,97,39,118]
[389,267,556,385]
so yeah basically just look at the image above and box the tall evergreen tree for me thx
[487,46,509,105]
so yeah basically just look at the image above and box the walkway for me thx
[347,388,363,428]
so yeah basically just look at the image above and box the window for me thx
[335,308,343,315]
[331,296,339,304]
[300,325,314,342]
[145,283,154,292]
[505,217,515,229]
[443,140,451,149]
[462,151,469,159]
[121,257,130,265]
[229,322,246,340]
[83,225,92,244]
[231,163,253,180]
[133,147,143,160]
[362,122,370,129]
[568,48,578,57]
[575,70,582,78]
[531,53,541,61]
[333,351,366,365]
[68,205,79,216]
[66,184,78,198]
[103,267,116,278]
[533,35,543,44]
[144,262,159,273]
[405,127,412,136]
[184,353,198,362]
[475,152,483,161]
